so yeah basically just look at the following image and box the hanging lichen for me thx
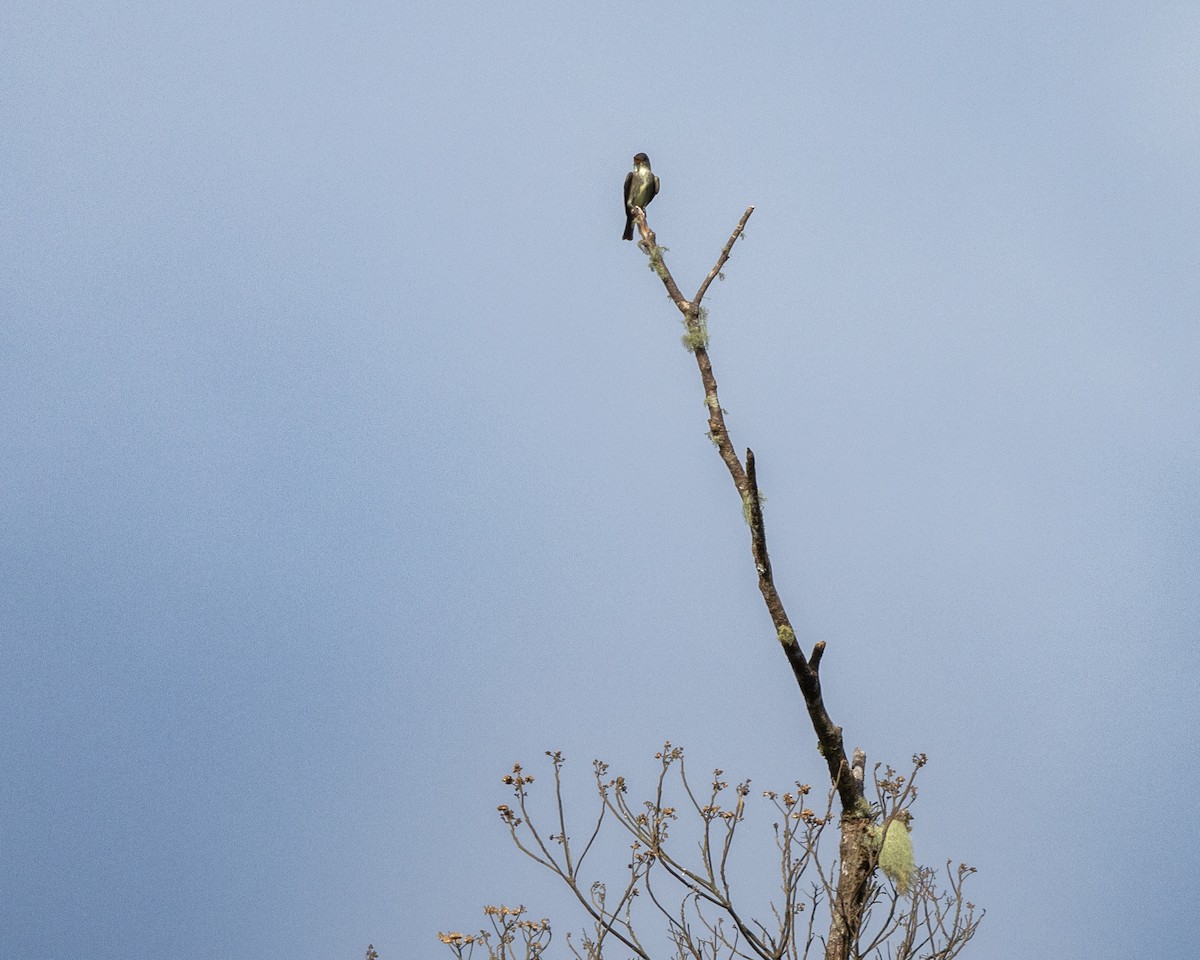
[869,813,915,895]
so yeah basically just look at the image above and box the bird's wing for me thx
[653,174,660,198]
[623,170,634,208]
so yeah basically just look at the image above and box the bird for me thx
[622,152,660,241]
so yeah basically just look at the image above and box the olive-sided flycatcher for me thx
[622,152,660,241]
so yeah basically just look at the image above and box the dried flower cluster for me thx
[439,905,551,960]
[446,746,979,959]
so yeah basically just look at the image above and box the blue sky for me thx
[3,2,1198,958]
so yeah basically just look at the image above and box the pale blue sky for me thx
[3,2,1198,958]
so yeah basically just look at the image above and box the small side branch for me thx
[694,206,755,307]
[744,448,775,606]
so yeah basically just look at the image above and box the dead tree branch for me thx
[633,207,877,959]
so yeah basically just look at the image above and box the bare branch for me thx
[694,206,755,307]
